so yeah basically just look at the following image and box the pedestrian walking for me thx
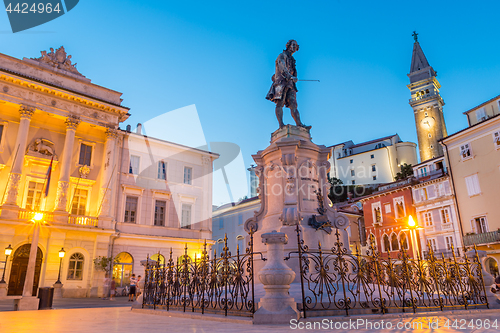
[136,275,142,297]
[128,274,137,301]
[110,278,116,300]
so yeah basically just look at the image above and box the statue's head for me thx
[285,40,299,53]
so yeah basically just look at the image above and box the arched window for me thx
[113,252,133,287]
[391,233,399,251]
[383,234,390,253]
[236,235,245,253]
[400,232,409,250]
[150,253,165,266]
[67,253,84,280]
[369,234,377,249]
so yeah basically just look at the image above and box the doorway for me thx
[7,244,43,296]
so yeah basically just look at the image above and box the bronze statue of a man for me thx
[266,40,310,129]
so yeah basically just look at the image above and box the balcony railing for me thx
[415,168,447,181]
[464,231,500,246]
[68,215,99,227]
[18,209,54,222]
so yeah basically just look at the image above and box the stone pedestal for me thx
[0,204,20,219]
[15,296,39,311]
[254,231,299,324]
[467,250,500,307]
[53,282,63,299]
[0,281,7,298]
[244,125,350,282]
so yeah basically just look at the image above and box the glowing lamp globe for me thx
[408,215,416,228]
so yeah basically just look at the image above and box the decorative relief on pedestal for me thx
[279,207,301,226]
[65,116,81,130]
[26,138,57,160]
[31,46,83,76]
[308,189,333,234]
[55,181,70,211]
[4,173,22,205]
[19,105,35,118]
[244,218,258,233]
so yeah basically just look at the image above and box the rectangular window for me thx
[350,159,353,164]
[460,143,472,160]
[441,207,451,224]
[184,167,192,185]
[370,154,374,159]
[238,215,243,225]
[428,238,437,251]
[419,167,427,177]
[371,165,376,172]
[129,155,140,174]
[25,181,44,211]
[181,204,192,229]
[420,188,428,201]
[0,124,4,144]
[373,176,377,181]
[494,131,500,148]
[424,211,433,226]
[372,203,382,224]
[124,196,138,223]
[472,216,488,234]
[71,188,88,216]
[218,218,224,229]
[445,236,454,250]
[464,174,481,196]
[158,161,166,180]
[351,180,355,185]
[476,107,487,122]
[79,143,92,166]
[351,169,355,176]
[154,200,166,226]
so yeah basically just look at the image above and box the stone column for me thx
[3,105,35,207]
[253,230,299,324]
[54,116,80,212]
[98,129,118,217]
[466,250,500,307]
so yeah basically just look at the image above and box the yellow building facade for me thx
[0,47,216,298]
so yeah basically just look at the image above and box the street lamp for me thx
[1,245,13,283]
[407,215,420,259]
[56,248,65,284]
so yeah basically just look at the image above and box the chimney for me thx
[136,123,142,134]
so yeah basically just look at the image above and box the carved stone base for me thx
[15,296,39,311]
[53,211,69,224]
[0,204,20,219]
[53,282,63,299]
[4,173,22,205]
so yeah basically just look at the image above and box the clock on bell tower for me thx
[407,32,447,162]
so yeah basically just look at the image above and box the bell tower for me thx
[407,32,447,162]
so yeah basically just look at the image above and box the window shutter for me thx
[413,189,420,202]
[472,174,481,195]
[444,181,451,195]
[476,108,486,122]
[471,219,477,233]
[465,176,475,196]
[427,185,436,199]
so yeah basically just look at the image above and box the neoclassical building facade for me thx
[0,47,216,298]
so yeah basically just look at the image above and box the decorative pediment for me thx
[31,46,83,77]
[26,138,58,160]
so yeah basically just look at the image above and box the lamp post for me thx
[56,248,65,284]
[407,215,420,259]
[1,245,13,283]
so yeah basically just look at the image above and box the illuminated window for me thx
[67,252,84,280]
[423,212,433,226]
[70,188,88,216]
[25,181,44,211]
[400,232,409,250]
[441,207,451,224]
[113,252,133,287]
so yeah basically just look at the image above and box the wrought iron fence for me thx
[142,231,264,317]
[287,224,489,318]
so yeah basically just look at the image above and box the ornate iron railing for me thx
[142,232,264,317]
[68,214,98,227]
[287,224,489,318]
[464,231,500,246]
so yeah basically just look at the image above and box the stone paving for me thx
[0,306,499,333]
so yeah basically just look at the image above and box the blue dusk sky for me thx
[1,1,500,205]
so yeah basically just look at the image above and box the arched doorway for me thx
[8,244,43,296]
[486,257,499,277]
[113,252,133,287]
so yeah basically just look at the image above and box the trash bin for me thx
[38,287,54,310]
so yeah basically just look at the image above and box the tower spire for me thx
[409,33,432,77]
